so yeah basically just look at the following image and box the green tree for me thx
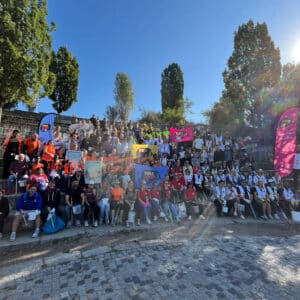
[104,105,119,123]
[0,0,55,120]
[49,46,79,113]
[221,20,281,129]
[114,72,134,122]
[161,63,184,116]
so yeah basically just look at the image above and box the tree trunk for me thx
[0,106,2,125]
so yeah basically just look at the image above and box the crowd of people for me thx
[0,117,299,241]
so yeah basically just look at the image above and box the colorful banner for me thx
[274,107,299,177]
[38,113,56,146]
[84,160,102,184]
[66,150,82,168]
[102,156,134,174]
[170,126,194,143]
[134,164,169,189]
[131,144,158,159]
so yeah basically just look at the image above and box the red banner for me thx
[170,126,194,143]
[274,107,299,177]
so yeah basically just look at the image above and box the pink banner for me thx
[170,126,194,143]
[274,107,299,177]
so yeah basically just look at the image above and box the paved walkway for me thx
[0,218,300,299]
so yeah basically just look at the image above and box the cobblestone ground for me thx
[0,232,299,300]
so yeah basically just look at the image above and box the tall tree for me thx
[161,63,184,115]
[104,105,119,123]
[113,72,134,122]
[221,20,281,128]
[0,0,55,121]
[49,46,79,113]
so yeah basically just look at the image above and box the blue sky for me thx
[31,0,300,123]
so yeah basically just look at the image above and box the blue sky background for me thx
[28,0,300,123]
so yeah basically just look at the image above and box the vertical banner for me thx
[38,113,56,146]
[134,164,169,189]
[170,126,194,143]
[274,107,299,177]
[84,160,102,184]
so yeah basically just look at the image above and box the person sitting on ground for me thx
[98,180,111,225]
[214,180,227,217]
[236,179,254,218]
[136,181,152,225]
[266,179,280,220]
[254,179,272,220]
[65,179,85,227]
[41,180,62,224]
[225,181,239,217]
[278,181,297,221]
[0,189,9,239]
[150,182,160,221]
[184,183,206,220]
[10,185,42,241]
[161,176,179,222]
[123,180,136,227]
[110,180,125,225]
[83,184,99,227]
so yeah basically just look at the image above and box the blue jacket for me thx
[16,191,43,211]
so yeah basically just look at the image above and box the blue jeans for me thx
[142,205,151,219]
[8,174,23,191]
[65,205,83,224]
[162,202,178,219]
[97,199,110,222]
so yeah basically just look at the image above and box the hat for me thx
[268,179,274,183]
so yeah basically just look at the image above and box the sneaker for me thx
[240,214,245,220]
[199,215,206,220]
[32,228,40,238]
[67,221,72,228]
[136,219,141,226]
[268,215,273,220]
[146,217,152,225]
[76,220,81,227]
[164,217,169,222]
[93,220,98,227]
[234,211,238,217]
[154,215,158,221]
[188,215,192,220]
[274,214,280,220]
[84,220,89,227]
[0,233,3,239]
[126,222,130,227]
[10,232,16,241]
[261,215,267,220]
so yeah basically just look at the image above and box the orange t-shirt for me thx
[111,187,124,201]
[42,144,56,162]
[24,138,41,156]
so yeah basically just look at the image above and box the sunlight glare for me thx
[292,40,300,63]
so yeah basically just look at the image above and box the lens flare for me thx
[292,40,300,63]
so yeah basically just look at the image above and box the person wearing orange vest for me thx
[41,140,56,174]
[2,129,23,178]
